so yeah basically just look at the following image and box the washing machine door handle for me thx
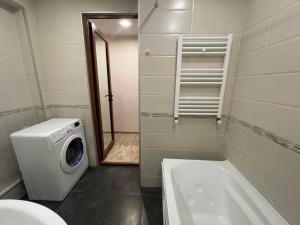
[60,134,86,174]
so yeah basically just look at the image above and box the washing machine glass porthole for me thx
[65,137,84,167]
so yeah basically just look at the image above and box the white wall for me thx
[109,37,138,132]
[139,0,247,187]
[223,1,300,225]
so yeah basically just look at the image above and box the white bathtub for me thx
[162,159,289,225]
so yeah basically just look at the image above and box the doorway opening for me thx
[82,13,139,166]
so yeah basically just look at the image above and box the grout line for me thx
[234,72,300,77]
[231,96,300,111]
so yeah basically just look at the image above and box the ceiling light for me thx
[119,19,132,28]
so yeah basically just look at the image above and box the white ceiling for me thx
[91,19,138,38]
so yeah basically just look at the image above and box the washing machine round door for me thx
[60,134,86,173]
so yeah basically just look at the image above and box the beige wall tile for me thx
[222,137,245,166]
[0,12,17,38]
[140,0,193,10]
[0,150,18,172]
[141,162,162,176]
[256,74,300,108]
[224,77,235,98]
[272,149,300,192]
[1,183,25,199]
[244,131,281,169]
[273,0,298,14]
[52,107,92,124]
[140,76,175,95]
[44,61,86,76]
[0,133,11,155]
[228,55,239,77]
[41,44,85,61]
[243,0,274,30]
[0,166,20,192]
[47,75,85,91]
[252,102,300,145]
[140,34,178,56]
[245,130,300,191]
[261,171,300,225]
[141,116,226,135]
[225,120,248,148]
[50,91,89,105]
[140,56,176,76]
[238,151,269,190]
[0,113,22,135]
[141,148,219,162]
[222,98,232,116]
[236,49,265,76]
[140,95,173,114]
[232,76,258,100]
[194,0,246,11]
[230,98,255,123]
[240,19,271,54]
[0,56,26,75]
[141,116,173,133]
[231,35,242,56]
[270,1,300,44]
[141,133,222,150]
[192,9,244,33]
[39,26,84,45]
[0,36,22,58]
[140,10,192,34]
[141,176,162,187]
[263,37,300,74]
[219,1,300,224]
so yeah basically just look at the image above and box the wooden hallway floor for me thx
[104,133,139,164]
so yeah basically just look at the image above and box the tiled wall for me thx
[0,0,41,199]
[33,0,138,166]
[222,1,300,224]
[139,0,247,186]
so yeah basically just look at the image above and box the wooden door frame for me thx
[82,12,138,165]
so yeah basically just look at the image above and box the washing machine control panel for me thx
[50,124,76,143]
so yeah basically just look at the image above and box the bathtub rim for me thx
[162,159,290,225]
[0,199,67,225]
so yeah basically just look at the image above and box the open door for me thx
[87,21,115,159]
[83,13,138,165]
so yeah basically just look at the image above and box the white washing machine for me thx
[10,118,89,201]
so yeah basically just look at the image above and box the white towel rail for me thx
[174,34,233,124]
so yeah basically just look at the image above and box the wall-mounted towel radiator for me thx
[174,34,233,124]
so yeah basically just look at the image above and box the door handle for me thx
[105,94,114,100]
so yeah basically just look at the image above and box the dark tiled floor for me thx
[28,166,163,225]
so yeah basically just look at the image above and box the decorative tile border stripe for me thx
[0,105,53,117]
[35,105,52,110]
[140,113,226,119]
[140,112,173,117]
[0,106,35,117]
[0,104,90,118]
[228,116,300,155]
[52,104,89,109]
